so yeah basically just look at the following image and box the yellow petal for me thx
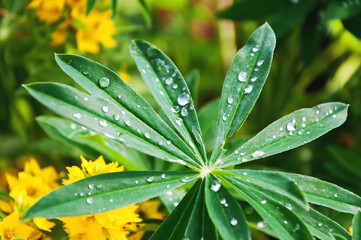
[33,217,56,232]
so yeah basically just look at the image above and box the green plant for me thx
[22,23,360,240]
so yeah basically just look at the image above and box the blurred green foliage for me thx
[1,0,361,237]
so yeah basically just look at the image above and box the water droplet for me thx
[146,176,154,183]
[80,192,84,196]
[88,184,94,189]
[109,198,114,203]
[165,78,173,85]
[102,106,109,113]
[141,69,146,73]
[286,122,296,132]
[173,202,179,207]
[333,114,337,118]
[257,221,266,228]
[318,222,323,227]
[74,193,78,196]
[86,197,93,204]
[181,107,188,117]
[251,77,257,82]
[144,132,150,139]
[230,218,238,226]
[113,114,120,121]
[178,93,190,106]
[286,203,293,210]
[284,220,288,224]
[167,140,171,145]
[238,71,247,82]
[171,106,180,113]
[301,123,306,128]
[222,114,228,121]
[121,110,126,115]
[98,77,110,88]
[124,120,131,126]
[73,113,82,119]
[84,97,88,101]
[181,177,190,183]
[176,118,183,125]
[252,47,259,52]
[99,120,108,127]
[257,60,264,66]
[210,180,221,192]
[242,172,248,176]
[220,198,227,205]
[161,173,166,179]
[333,193,338,198]
[272,135,277,139]
[173,84,178,89]
[228,97,233,104]
[134,180,139,184]
[160,91,164,95]
[261,200,267,204]
[245,85,253,93]
[252,150,265,158]
[70,123,77,129]
[96,184,103,188]
[158,141,163,146]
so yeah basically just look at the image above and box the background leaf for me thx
[221,102,349,167]
[210,23,276,164]
[24,171,198,219]
[353,211,361,240]
[86,0,97,15]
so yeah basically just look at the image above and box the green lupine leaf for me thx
[198,98,219,152]
[150,180,201,240]
[130,40,207,164]
[219,169,307,208]
[0,190,13,201]
[185,180,218,240]
[221,102,348,167]
[283,173,361,214]
[111,0,117,18]
[23,171,198,220]
[25,83,201,170]
[55,54,200,166]
[210,23,276,164]
[86,0,97,15]
[37,116,145,170]
[238,176,351,240]
[185,69,199,107]
[323,1,361,22]
[353,211,361,240]
[222,175,314,240]
[159,188,186,213]
[205,175,250,240]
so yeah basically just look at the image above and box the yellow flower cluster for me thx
[60,156,142,240]
[0,158,60,239]
[28,0,116,54]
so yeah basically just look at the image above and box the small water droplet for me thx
[318,222,323,227]
[238,71,247,82]
[178,93,190,106]
[84,97,88,101]
[252,47,259,52]
[230,218,238,226]
[245,85,253,93]
[228,97,234,104]
[99,120,108,127]
[113,114,120,121]
[284,220,288,224]
[86,197,93,204]
[109,198,114,203]
[210,180,221,192]
[261,200,267,204]
[167,140,171,145]
[98,77,110,88]
[176,118,183,125]
[257,221,266,228]
[165,78,173,85]
[74,193,78,196]
[173,202,179,207]
[83,71,88,75]
[272,135,277,139]
[286,203,293,210]
[222,114,228,121]
[135,180,139,184]
[333,193,338,198]
[173,84,178,89]
[73,113,82,119]
[88,184,94,189]
[333,114,337,118]
[96,184,103,188]
[257,60,264,66]
[146,176,154,183]
[161,173,166,179]
[144,132,150,138]
[102,106,109,113]
[251,77,257,82]
[124,120,131,126]
[70,123,77,129]
[181,107,188,117]
[171,106,180,113]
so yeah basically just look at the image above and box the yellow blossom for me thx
[59,156,141,240]
[139,200,166,220]
[118,71,131,83]
[350,226,353,235]
[0,212,40,240]
[28,0,66,24]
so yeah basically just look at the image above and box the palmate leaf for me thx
[198,98,219,152]
[283,173,361,214]
[205,175,250,240]
[55,54,200,166]
[23,171,198,219]
[219,169,307,208]
[130,40,207,164]
[25,83,201,170]
[221,102,348,167]
[354,211,361,240]
[150,180,201,240]
[210,23,276,164]
[222,175,314,240]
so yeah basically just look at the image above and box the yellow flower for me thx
[59,156,141,240]
[118,71,131,83]
[350,226,353,235]
[28,0,66,24]
[139,200,166,220]
[0,212,40,240]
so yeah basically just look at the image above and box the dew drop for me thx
[181,107,188,117]
[124,120,131,126]
[173,202,179,207]
[333,114,337,118]
[161,173,166,179]
[333,193,338,198]
[98,77,110,88]
[227,96,234,104]
[102,106,109,113]
[257,221,266,228]
[113,114,120,121]
[171,106,180,113]
[74,193,78,196]
[257,60,264,66]
[73,113,82,119]
[286,122,296,131]
[252,150,265,158]
[220,198,227,205]
[230,218,238,226]
[245,85,253,93]
[251,77,257,82]
[175,118,183,125]
[210,180,221,192]
[173,84,178,89]
[222,114,228,121]
[318,222,323,227]
[109,198,114,203]
[146,176,154,183]
[88,184,94,190]
[167,140,172,145]
[135,180,139,184]
[86,197,93,204]
[165,78,173,85]
[252,47,259,52]
[238,71,247,82]
[261,200,267,204]
[99,120,108,127]
[284,220,288,224]
[178,93,190,106]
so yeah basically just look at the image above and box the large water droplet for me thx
[178,93,190,106]
[238,71,247,82]
[98,77,110,88]
[222,114,228,121]
[210,180,221,192]
[252,150,265,158]
[286,122,296,132]
[245,85,253,93]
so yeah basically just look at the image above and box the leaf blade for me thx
[86,0,97,15]
[353,211,361,240]
[23,171,198,220]
[222,102,349,167]
[211,23,276,164]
